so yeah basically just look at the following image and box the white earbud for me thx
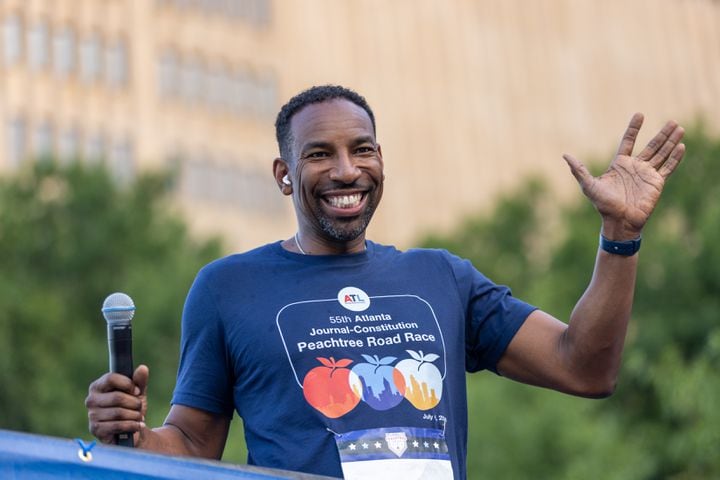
[282,175,291,186]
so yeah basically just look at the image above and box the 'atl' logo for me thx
[337,286,371,312]
[344,294,365,304]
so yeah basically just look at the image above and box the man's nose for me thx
[329,150,361,184]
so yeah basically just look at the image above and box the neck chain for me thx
[294,232,308,255]
[293,232,368,255]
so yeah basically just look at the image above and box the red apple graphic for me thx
[395,350,443,410]
[302,357,361,418]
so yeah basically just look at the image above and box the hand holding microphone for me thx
[102,293,136,447]
[86,292,149,448]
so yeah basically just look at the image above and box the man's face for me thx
[287,99,384,244]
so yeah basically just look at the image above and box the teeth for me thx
[327,193,362,208]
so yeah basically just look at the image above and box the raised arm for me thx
[86,364,230,459]
[497,113,685,397]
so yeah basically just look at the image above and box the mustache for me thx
[319,180,372,191]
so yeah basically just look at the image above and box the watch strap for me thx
[600,234,642,256]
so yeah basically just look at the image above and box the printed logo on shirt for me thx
[276,293,447,419]
[337,286,371,312]
[385,432,408,457]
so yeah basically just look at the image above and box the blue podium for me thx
[0,429,337,479]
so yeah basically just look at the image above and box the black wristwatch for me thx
[599,234,642,256]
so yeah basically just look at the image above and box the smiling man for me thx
[86,85,686,479]
[273,90,384,254]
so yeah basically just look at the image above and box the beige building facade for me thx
[1,0,719,251]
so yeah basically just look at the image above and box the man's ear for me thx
[273,158,292,195]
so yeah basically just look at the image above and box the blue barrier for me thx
[0,429,337,479]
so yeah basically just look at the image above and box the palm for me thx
[564,113,685,237]
[585,155,664,231]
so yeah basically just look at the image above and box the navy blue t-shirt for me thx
[172,241,535,479]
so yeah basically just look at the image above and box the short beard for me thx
[317,202,376,242]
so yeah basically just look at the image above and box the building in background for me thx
[1,0,719,251]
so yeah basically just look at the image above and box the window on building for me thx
[31,120,54,158]
[80,33,102,83]
[105,39,128,88]
[265,76,278,115]
[27,20,49,70]
[180,56,203,103]
[181,153,203,199]
[248,75,269,117]
[207,158,227,204]
[157,50,179,97]
[159,0,271,25]
[257,0,272,25]
[219,68,236,112]
[233,69,253,116]
[247,0,271,26]
[199,66,213,107]
[195,0,213,11]
[53,27,76,77]
[226,0,243,18]
[206,65,226,109]
[3,14,23,65]
[58,126,80,163]
[174,0,194,10]
[6,116,26,169]
[109,136,135,184]
[83,131,106,163]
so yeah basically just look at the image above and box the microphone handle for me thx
[108,323,134,448]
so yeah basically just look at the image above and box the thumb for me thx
[132,364,150,396]
[563,153,593,188]
[134,420,151,446]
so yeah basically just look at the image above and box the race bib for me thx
[334,427,453,479]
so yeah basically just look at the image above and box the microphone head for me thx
[102,292,135,325]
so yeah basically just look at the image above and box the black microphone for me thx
[102,292,136,448]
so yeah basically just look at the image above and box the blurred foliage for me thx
[422,124,720,479]
[0,161,226,449]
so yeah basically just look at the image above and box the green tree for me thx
[0,161,223,445]
[422,125,720,479]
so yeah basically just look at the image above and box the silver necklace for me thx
[294,232,367,255]
[294,232,308,255]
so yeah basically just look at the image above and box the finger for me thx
[649,125,684,168]
[637,120,679,162]
[88,373,138,396]
[563,153,593,188]
[616,113,644,157]
[133,365,149,396]
[658,143,685,178]
[88,404,144,423]
[86,390,143,410]
[90,420,146,443]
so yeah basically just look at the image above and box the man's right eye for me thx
[305,151,329,159]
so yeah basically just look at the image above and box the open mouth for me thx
[326,193,363,209]
[321,191,367,215]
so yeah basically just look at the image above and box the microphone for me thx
[102,292,136,448]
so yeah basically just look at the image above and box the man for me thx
[86,85,685,479]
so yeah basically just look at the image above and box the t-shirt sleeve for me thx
[444,252,537,374]
[171,269,234,417]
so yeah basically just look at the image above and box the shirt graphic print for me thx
[276,286,453,479]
